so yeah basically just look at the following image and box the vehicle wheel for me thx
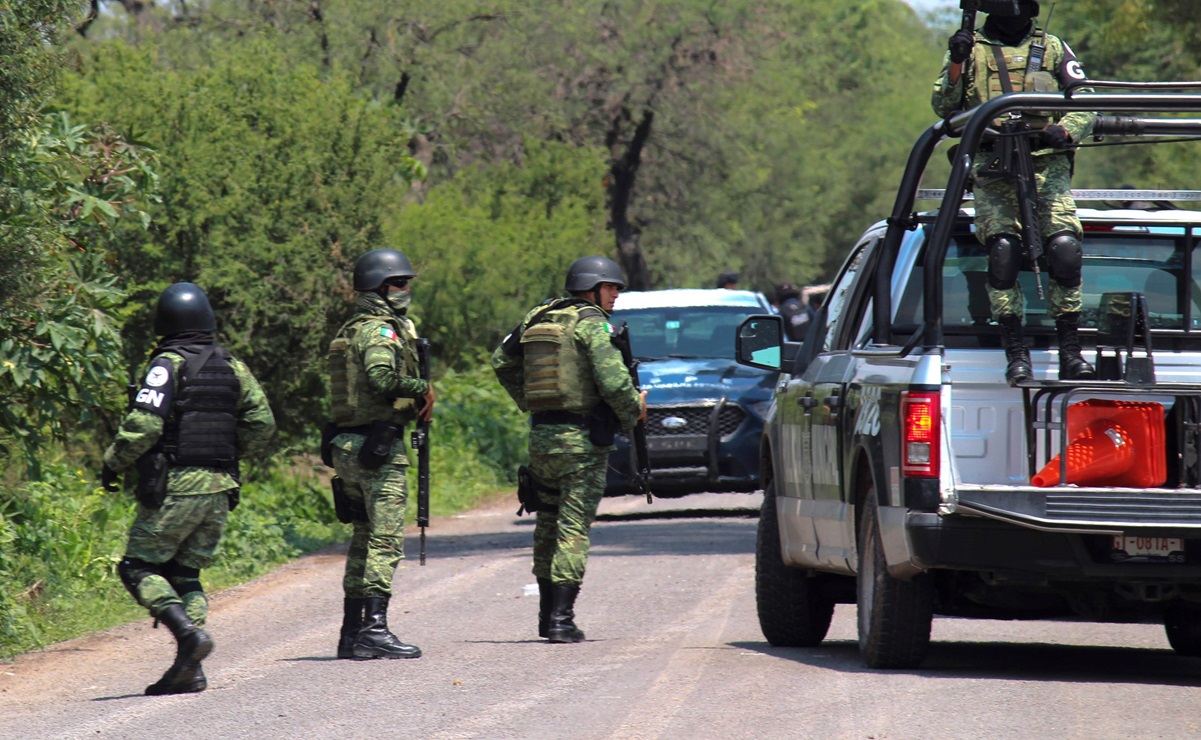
[856,489,933,668]
[755,478,834,647]
[1164,603,1201,656]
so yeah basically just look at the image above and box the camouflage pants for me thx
[332,432,407,598]
[530,451,608,586]
[975,152,1083,319]
[124,491,230,623]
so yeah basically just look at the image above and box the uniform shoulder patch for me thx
[379,325,398,341]
[132,356,176,417]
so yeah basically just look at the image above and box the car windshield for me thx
[611,306,761,360]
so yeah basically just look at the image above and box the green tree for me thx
[1,1,159,472]
[57,36,426,440]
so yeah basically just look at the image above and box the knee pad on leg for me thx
[1045,232,1083,287]
[163,560,203,597]
[987,233,1022,290]
[164,561,207,625]
[118,557,162,600]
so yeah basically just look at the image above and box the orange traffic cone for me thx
[1032,400,1165,488]
[1032,420,1135,487]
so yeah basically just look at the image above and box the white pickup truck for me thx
[736,89,1201,668]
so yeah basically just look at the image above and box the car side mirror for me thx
[736,315,784,370]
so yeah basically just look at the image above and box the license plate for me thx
[1111,535,1184,560]
[647,436,706,452]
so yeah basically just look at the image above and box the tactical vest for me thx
[521,302,606,414]
[161,345,241,468]
[974,29,1056,127]
[328,314,419,428]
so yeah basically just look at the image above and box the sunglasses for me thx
[386,278,410,289]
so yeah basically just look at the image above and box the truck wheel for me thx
[856,489,933,669]
[756,479,834,647]
[1164,603,1201,656]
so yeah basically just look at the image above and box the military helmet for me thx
[776,282,801,301]
[155,282,217,336]
[978,0,1039,16]
[353,248,417,291]
[716,272,739,288]
[564,256,626,292]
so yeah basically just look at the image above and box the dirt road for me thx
[3,491,1200,739]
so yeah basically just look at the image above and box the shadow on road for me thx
[419,511,757,561]
[732,638,1201,687]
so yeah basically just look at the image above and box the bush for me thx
[0,363,526,660]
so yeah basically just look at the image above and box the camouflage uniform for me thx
[491,298,642,586]
[932,25,1095,320]
[328,292,428,598]
[105,346,276,624]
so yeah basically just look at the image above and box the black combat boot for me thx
[537,578,553,638]
[1056,312,1096,381]
[353,596,421,659]
[337,597,366,659]
[145,603,213,696]
[998,315,1033,385]
[546,583,585,643]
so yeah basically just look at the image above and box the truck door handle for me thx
[798,395,818,408]
[824,395,842,409]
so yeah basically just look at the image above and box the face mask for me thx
[984,11,1034,45]
[386,289,412,314]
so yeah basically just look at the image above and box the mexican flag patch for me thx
[380,326,398,341]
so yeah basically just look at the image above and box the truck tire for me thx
[1164,603,1201,656]
[856,489,933,669]
[756,479,834,647]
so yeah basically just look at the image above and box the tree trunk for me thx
[607,108,654,291]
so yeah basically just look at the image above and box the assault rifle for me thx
[412,337,432,565]
[611,322,652,503]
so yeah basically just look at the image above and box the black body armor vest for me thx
[161,344,241,468]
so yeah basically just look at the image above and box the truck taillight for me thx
[901,391,940,478]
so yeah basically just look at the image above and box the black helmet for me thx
[155,282,216,336]
[565,256,626,292]
[776,282,801,301]
[979,1,1038,16]
[716,272,739,288]
[353,248,417,291]
[978,0,1022,16]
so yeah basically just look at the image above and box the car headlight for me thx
[748,399,774,420]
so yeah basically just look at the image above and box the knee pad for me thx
[1045,232,1083,287]
[987,233,1022,290]
[117,557,162,600]
[163,560,204,597]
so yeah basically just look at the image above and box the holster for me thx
[516,465,560,516]
[227,489,240,511]
[320,421,339,467]
[330,476,365,524]
[134,450,170,509]
[357,420,399,470]
[587,403,621,447]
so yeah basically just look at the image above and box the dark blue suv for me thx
[605,288,776,497]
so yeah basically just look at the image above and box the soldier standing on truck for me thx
[932,0,1097,384]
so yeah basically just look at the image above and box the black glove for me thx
[100,464,120,493]
[1039,124,1073,149]
[948,29,974,65]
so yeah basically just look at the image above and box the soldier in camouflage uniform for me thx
[491,256,645,643]
[932,0,1097,384]
[324,248,434,660]
[101,282,276,696]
